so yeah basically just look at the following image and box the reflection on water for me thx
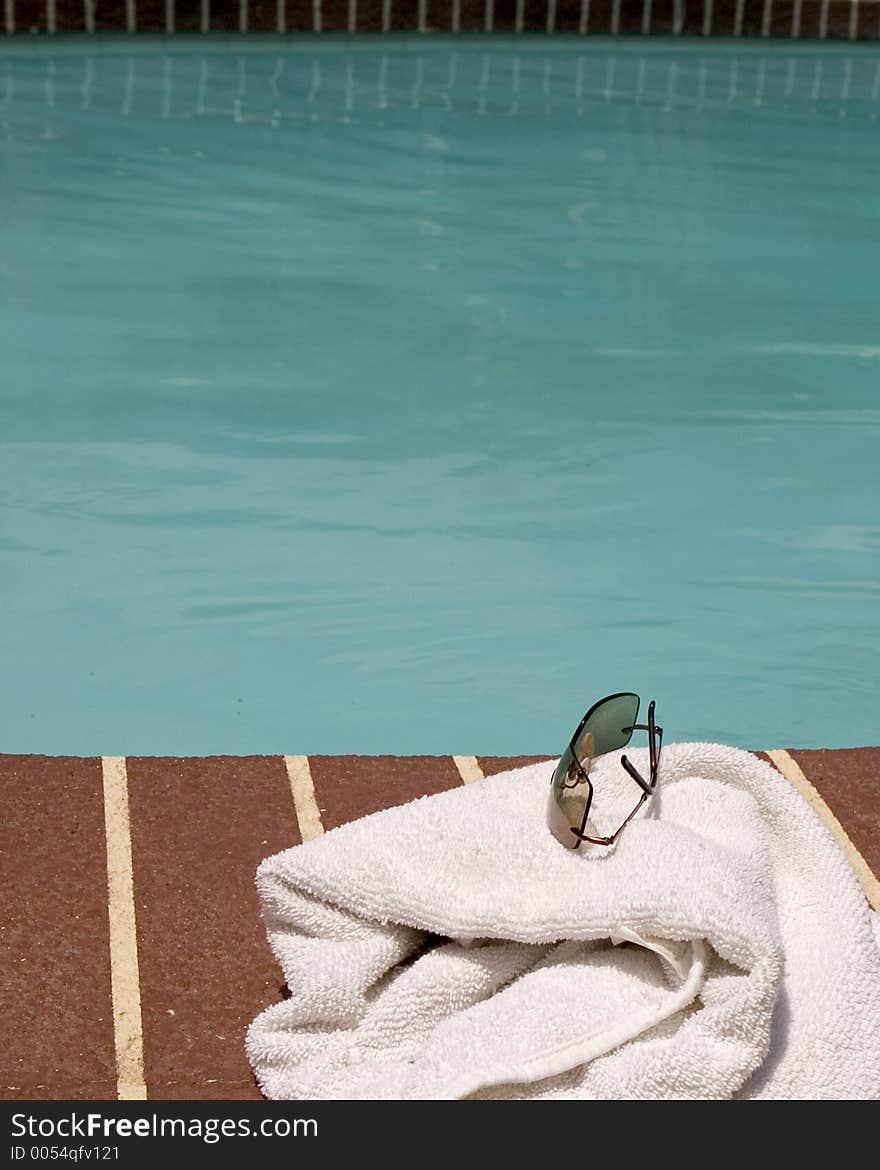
[2,41,880,128]
[0,41,878,755]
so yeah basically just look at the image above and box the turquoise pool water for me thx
[1,37,878,755]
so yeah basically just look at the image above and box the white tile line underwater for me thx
[161,53,172,117]
[3,0,880,36]
[849,0,860,40]
[284,755,325,841]
[767,750,880,912]
[100,757,147,1102]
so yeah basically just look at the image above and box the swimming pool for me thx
[1,37,878,755]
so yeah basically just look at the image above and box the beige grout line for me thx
[453,755,485,785]
[284,755,325,841]
[101,756,147,1102]
[766,749,880,912]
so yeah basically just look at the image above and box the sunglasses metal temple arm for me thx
[632,702,662,783]
[620,754,653,795]
[647,700,657,778]
[572,790,647,847]
[652,724,663,778]
[570,827,613,846]
[609,793,649,843]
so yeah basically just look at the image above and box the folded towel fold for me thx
[246,742,880,1099]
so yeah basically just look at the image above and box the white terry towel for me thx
[246,743,880,1099]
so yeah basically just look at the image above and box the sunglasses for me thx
[546,692,663,849]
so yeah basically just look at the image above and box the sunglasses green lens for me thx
[548,693,644,849]
[573,693,640,762]
[547,745,592,848]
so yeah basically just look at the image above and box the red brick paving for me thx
[308,754,462,831]
[478,755,554,777]
[126,756,298,1100]
[789,748,880,886]
[0,755,117,1100]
